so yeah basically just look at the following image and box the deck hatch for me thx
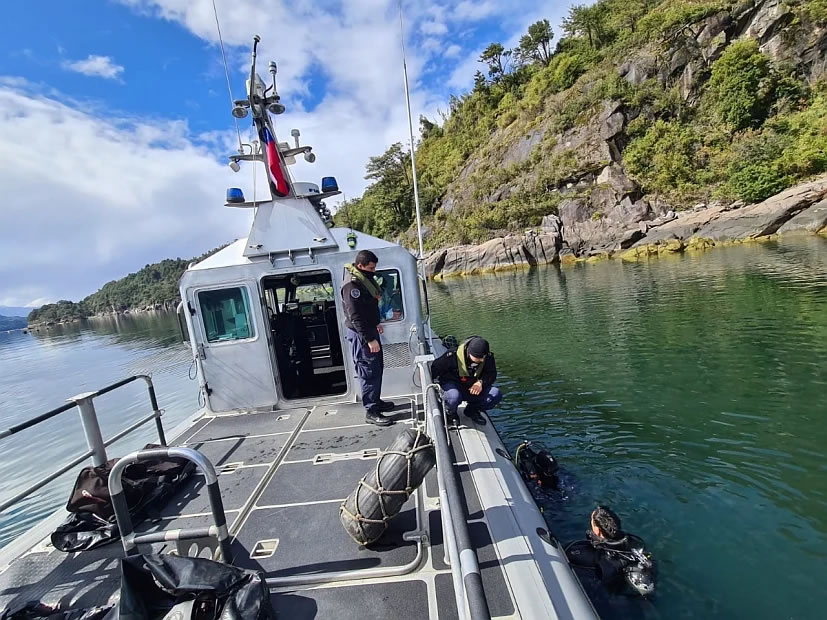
[250,539,279,559]
[219,462,243,475]
[312,448,379,464]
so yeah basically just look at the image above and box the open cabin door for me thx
[261,269,349,401]
[187,282,276,412]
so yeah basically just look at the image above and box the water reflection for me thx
[429,236,827,619]
[0,312,197,548]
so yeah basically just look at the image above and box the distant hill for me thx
[0,306,36,317]
[0,315,27,330]
[27,243,231,325]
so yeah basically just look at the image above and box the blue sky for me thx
[0,0,576,307]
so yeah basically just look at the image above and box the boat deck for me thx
[0,397,529,618]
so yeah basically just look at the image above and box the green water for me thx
[429,235,827,619]
[1,236,825,617]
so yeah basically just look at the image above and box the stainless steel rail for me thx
[418,362,492,620]
[110,447,232,562]
[0,375,167,514]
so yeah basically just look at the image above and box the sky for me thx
[0,0,577,308]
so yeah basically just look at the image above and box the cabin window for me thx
[375,269,404,323]
[198,287,255,343]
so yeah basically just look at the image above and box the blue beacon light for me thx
[226,188,245,203]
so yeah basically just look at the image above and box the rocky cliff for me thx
[420,0,827,277]
[426,174,827,278]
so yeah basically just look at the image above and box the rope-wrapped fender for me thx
[340,428,435,545]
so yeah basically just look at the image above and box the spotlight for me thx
[232,105,248,119]
[304,152,316,163]
[229,160,241,172]
[268,102,285,115]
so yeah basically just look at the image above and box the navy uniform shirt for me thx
[342,276,381,344]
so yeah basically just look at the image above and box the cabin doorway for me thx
[261,270,347,400]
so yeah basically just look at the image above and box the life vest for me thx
[457,338,486,383]
[345,263,381,300]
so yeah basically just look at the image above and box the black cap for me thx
[467,337,489,357]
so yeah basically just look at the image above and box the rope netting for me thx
[340,428,434,545]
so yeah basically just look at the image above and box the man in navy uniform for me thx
[432,336,502,424]
[342,250,395,426]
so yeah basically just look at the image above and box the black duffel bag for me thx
[117,554,274,619]
[51,445,195,552]
[340,428,435,545]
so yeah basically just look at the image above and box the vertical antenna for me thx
[398,0,433,352]
[211,0,243,153]
[398,1,425,264]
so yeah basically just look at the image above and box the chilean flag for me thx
[259,124,290,197]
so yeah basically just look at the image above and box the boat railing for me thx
[418,360,492,620]
[0,374,167,515]
[109,446,231,561]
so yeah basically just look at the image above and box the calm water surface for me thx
[1,236,826,618]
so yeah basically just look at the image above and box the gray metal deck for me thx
[0,397,522,618]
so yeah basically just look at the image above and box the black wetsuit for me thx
[565,532,649,590]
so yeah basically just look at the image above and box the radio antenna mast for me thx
[397,1,434,352]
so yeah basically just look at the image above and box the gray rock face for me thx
[433,229,561,278]
[502,129,544,168]
[540,213,562,233]
[600,111,625,141]
[632,176,827,246]
[695,178,827,240]
[558,198,591,230]
[596,163,637,195]
[748,0,794,44]
[619,53,658,86]
[423,249,447,278]
[772,198,827,234]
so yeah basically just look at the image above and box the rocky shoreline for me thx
[424,174,827,279]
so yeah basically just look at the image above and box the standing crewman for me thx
[342,250,396,426]
[432,336,502,424]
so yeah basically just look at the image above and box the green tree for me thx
[703,40,772,131]
[562,4,606,49]
[517,19,554,66]
[479,43,511,81]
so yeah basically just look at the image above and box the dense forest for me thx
[334,0,827,249]
[27,245,228,325]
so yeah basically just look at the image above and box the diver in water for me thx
[514,441,559,489]
[565,506,656,596]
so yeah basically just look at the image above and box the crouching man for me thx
[432,336,502,424]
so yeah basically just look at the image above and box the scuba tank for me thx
[568,533,656,596]
[623,546,656,596]
[514,441,559,488]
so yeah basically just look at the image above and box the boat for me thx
[0,34,597,619]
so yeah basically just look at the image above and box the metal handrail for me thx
[0,375,167,514]
[110,447,231,562]
[418,362,491,620]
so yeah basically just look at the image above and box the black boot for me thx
[366,410,394,426]
[464,405,487,425]
[376,400,396,412]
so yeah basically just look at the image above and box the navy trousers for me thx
[346,328,384,412]
[442,381,503,414]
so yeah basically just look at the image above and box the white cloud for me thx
[0,0,585,304]
[452,0,498,21]
[61,55,125,80]
[421,20,448,35]
[0,81,249,305]
[444,44,463,59]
